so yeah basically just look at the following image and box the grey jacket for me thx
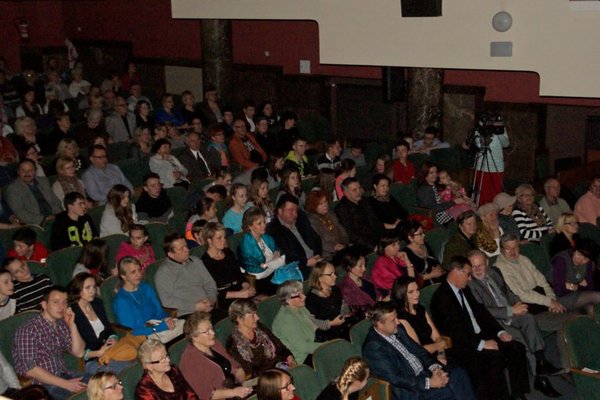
[468,266,521,322]
[5,177,62,225]
[105,111,137,143]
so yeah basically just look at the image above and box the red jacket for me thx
[228,133,267,170]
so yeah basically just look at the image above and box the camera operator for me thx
[463,113,510,206]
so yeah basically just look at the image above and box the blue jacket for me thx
[113,282,168,336]
[238,232,277,274]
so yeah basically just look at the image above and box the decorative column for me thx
[201,20,233,101]
[407,67,443,138]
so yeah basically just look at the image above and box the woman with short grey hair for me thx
[272,280,322,365]
[512,184,553,242]
[226,299,295,378]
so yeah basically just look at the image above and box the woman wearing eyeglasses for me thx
[549,212,581,258]
[305,261,350,342]
[87,372,123,400]
[179,312,252,400]
[136,339,198,400]
[257,369,298,400]
[402,220,445,287]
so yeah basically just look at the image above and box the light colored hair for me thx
[515,183,535,199]
[307,261,333,291]
[138,339,165,366]
[336,357,369,396]
[183,311,212,342]
[14,116,36,136]
[87,372,119,400]
[55,156,75,175]
[228,299,258,324]
[555,212,577,234]
[201,221,226,243]
[56,138,79,158]
[276,280,304,305]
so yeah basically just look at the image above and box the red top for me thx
[392,159,416,184]
[8,241,49,264]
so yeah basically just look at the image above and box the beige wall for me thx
[172,0,600,99]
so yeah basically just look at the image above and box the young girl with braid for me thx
[316,357,370,400]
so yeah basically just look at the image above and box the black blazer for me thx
[266,211,322,278]
[177,147,211,182]
[430,280,503,352]
[334,197,382,250]
[72,297,115,354]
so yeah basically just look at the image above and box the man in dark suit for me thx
[177,131,211,183]
[363,301,476,400]
[467,250,562,397]
[431,256,530,400]
[266,193,322,278]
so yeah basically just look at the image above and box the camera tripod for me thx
[470,139,504,207]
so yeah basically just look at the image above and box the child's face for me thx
[233,188,248,207]
[439,172,450,185]
[130,229,147,249]
[258,182,269,199]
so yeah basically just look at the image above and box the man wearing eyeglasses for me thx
[13,286,88,400]
[82,145,133,205]
[431,256,530,400]
[105,95,136,143]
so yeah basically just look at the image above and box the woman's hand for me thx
[286,355,297,367]
[165,318,177,330]
[330,315,345,327]
[430,266,445,279]
[230,386,253,399]
[334,243,346,251]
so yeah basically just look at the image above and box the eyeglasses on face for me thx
[103,381,123,390]
[280,378,294,390]
[320,272,336,277]
[148,354,170,364]
[289,293,304,299]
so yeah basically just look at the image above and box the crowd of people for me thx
[1,58,600,400]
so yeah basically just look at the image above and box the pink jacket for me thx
[575,191,600,226]
[371,255,409,291]
[115,242,156,272]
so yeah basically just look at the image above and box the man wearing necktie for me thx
[431,256,529,400]
[178,131,211,183]
[468,250,562,398]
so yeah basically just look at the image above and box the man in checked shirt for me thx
[12,286,87,400]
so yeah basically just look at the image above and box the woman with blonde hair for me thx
[87,371,123,400]
[56,137,86,171]
[316,357,370,400]
[550,212,581,257]
[52,156,86,203]
[100,184,137,236]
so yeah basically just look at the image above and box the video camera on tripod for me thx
[465,112,506,150]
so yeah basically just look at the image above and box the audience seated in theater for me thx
[128,84,152,114]
[52,156,87,204]
[203,167,232,194]
[42,112,75,156]
[549,212,581,257]
[512,184,553,242]
[334,177,382,253]
[314,167,337,202]
[539,177,572,225]
[121,62,141,93]
[442,210,478,268]
[5,159,62,225]
[474,203,503,258]
[156,233,217,317]
[369,173,408,236]
[5,257,52,312]
[105,95,136,143]
[437,170,475,219]
[45,69,71,101]
[305,189,348,262]
[12,116,40,155]
[185,196,217,243]
[226,299,296,378]
[334,159,356,200]
[219,107,235,139]
[86,372,122,400]
[0,269,16,321]
[100,184,138,237]
[341,141,366,168]
[257,368,298,400]
[257,100,278,127]
[272,280,322,365]
[113,257,178,337]
[205,125,230,172]
[15,142,46,179]
[416,162,458,225]
[13,286,87,400]
[550,238,600,314]
[115,224,155,273]
[306,260,352,341]
[69,272,133,374]
[179,91,202,125]
[338,246,380,320]
[16,87,43,119]
[277,166,306,208]
[135,173,173,224]
[222,183,252,234]
[316,357,370,400]
[372,235,416,296]
[0,135,17,166]
[133,99,155,134]
[431,256,530,400]
[363,301,477,400]
[136,339,199,400]
[242,99,257,132]
[229,118,267,170]
[155,94,187,129]
[574,177,600,226]
[238,207,281,296]
[51,192,97,251]
[74,109,108,151]
[149,138,189,190]
[392,140,415,185]
[201,222,255,311]
[179,312,249,400]
[128,126,152,162]
[249,177,276,224]
[392,276,450,365]
[177,131,211,184]
[284,136,311,178]
[467,249,564,397]
[493,192,520,238]
[402,220,445,286]
[8,227,48,263]
[82,145,133,205]
[187,220,207,250]
[267,194,323,279]
[372,153,394,182]
[199,86,223,127]
[72,239,110,278]
[317,139,342,172]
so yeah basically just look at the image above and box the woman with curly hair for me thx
[100,184,137,236]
